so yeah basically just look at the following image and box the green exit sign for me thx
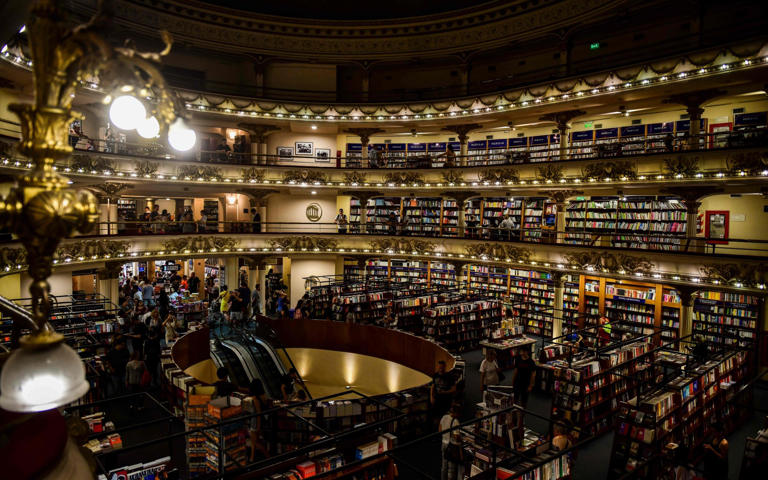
[589,42,601,50]
[584,121,593,128]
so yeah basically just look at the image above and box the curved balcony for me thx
[0,225,765,294]
[1,131,766,195]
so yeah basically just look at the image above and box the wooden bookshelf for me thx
[608,350,751,478]
[551,340,656,439]
[423,299,502,352]
[693,291,760,349]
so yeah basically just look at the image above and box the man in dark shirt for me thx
[129,319,148,356]
[106,338,130,396]
[237,282,251,320]
[188,272,201,294]
[214,367,235,398]
[251,208,261,233]
[511,347,537,407]
[430,360,456,420]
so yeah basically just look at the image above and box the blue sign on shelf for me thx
[388,143,406,152]
[530,135,549,145]
[571,131,594,141]
[427,142,447,152]
[596,128,619,139]
[468,140,488,150]
[734,111,767,126]
[620,125,646,137]
[346,143,362,152]
[647,122,674,134]
[509,137,528,147]
[448,142,462,151]
[488,139,508,149]
[675,119,706,132]
[407,143,426,152]
[371,143,386,151]
[550,134,561,143]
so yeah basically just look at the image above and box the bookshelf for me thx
[467,265,510,298]
[508,269,555,338]
[693,291,760,348]
[116,198,137,220]
[529,135,550,162]
[343,258,362,281]
[563,275,581,333]
[565,196,687,250]
[423,299,502,352]
[365,259,390,285]
[349,198,361,233]
[608,350,750,478]
[403,197,442,236]
[551,340,656,439]
[441,199,459,236]
[389,259,430,285]
[522,198,546,242]
[367,198,401,233]
[428,262,457,288]
[481,197,523,240]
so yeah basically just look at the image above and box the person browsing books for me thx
[511,347,536,407]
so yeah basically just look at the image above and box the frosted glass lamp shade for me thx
[0,342,89,412]
[137,116,160,139]
[109,95,146,131]
[168,118,196,151]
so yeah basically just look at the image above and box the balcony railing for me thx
[60,128,768,170]
[13,220,766,257]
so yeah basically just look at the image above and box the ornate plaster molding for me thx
[161,236,239,253]
[268,236,338,251]
[369,238,435,255]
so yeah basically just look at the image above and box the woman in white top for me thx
[479,349,501,392]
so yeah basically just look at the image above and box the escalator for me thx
[210,339,251,389]
[210,333,288,399]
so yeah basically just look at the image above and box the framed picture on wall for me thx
[295,141,314,156]
[277,146,294,158]
[315,148,331,162]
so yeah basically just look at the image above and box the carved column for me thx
[238,189,278,233]
[90,183,129,236]
[442,124,481,166]
[447,260,472,294]
[342,191,382,233]
[443,191,479,238]
[552,271,565,338]
[238,123,280,165]
[679,287,698,351]
[539,110,585,161]
[97,261,122,303]
[544,190,581,244]
[344,128,384,165]
[664,89,725,149]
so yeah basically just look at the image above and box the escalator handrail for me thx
[247,321,313,400]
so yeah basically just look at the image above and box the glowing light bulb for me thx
[109,95,146,130]
[137,116,160,138]
[168,118,196,151]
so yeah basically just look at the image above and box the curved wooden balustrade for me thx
[171,326,211,372]
[257,316,455,375]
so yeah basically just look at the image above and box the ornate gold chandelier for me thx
[0,0,194,412]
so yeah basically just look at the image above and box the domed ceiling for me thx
[195,0,500,21]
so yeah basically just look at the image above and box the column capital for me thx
[238,123,280,143]
[660,186,722,211]
[441,124,481,142]
[678,286,699,307]
[88,182,130,203]
[237,188,279,207]
[664,89,726,110]
[344,128,384,145]
[551,270,566,286]
[539,109,586,131]
[242,254,271,269]
[97,261,123,280]
[441,191,480,204]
